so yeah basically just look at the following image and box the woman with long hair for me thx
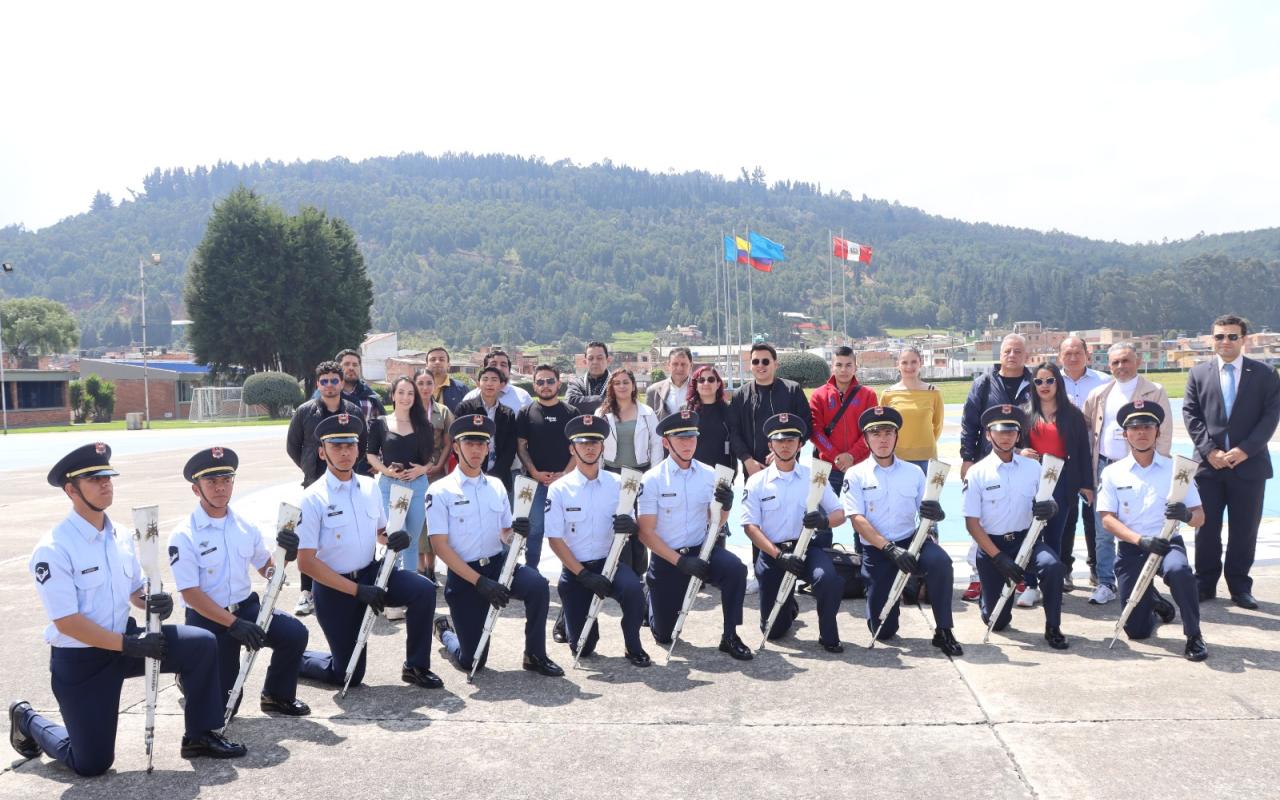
[880,347,944,471]
[413,368,454,579]
[597,368,662,576]
[686,365,736,475]
[366,377,434,615]
[1016,361,1094,605]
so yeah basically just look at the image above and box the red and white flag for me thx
[833,236,873,264]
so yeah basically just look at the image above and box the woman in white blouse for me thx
[595,368,664,472]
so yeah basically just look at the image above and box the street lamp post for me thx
[0,261,12,435]
[140,254,159,429]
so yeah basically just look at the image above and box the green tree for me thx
[242,370,303,418]
[0,297,80,363]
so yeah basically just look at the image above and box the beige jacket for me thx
[1082,375,1173,477]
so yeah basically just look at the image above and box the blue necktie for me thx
[1223,363,1236,448]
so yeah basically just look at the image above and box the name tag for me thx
[80,566,99,575]
[567,507,582,512]
[326,510,344,518]
[985,484,1001,491]
[200,547,218,556]
[762,495,777,503]
[1117,486,1133,492]
[453,500,471,506]
[661,492,677,498]
[863,484,878,492]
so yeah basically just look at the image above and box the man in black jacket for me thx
[285,360,365,616]
[455,366,519,495]
[959,334,1034,481]
[728,342,811,477]
[565,341,611,416]
[1182,314,1280,608]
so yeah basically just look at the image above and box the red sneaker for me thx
[961,580,982,601]
[1015,581,1026,594]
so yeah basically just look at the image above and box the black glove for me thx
[1165,502,1193,523]
[918,500,945,521]
[122,631,166,660]
[385,530,411,553]
[714,483,734,509]
[475,576,511,609]
[512,517,531,536]
[354,583,388,614]
[276,529,300,562]
[227,618,268,651]
[676,554,711,581]
[613,514,638,536]
[992,551,1025,584]
[1138,536,1172,556]
[883,543,919,574]
[775,552,806,577]
[1032,499,1058,521]
[576,569,613,600]
[802,510,826,530]
[146,592,174,621]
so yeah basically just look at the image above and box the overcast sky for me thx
[3,1,1277,243]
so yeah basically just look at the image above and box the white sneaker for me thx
[384,606,406,621]
[745,577,759,596]
[1015,586,1041,608]
[1088,584,1117,605]
[294,591,315,616]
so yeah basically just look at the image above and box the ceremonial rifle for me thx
[131,504,161,774]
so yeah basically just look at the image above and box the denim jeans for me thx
[378,473,429,570]
[524,482,548,568]
[1092,455,1117,586]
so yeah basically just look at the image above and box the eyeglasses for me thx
[696,376,720,384]
[317,377,341,386]
[1033,377,1057,386]
[534,378,557,386]
[1213,333,1241,341]
[751,358,772,366]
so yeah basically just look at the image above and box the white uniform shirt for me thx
[297,470,386,574]
[637,458,717,550]
[545,468,623,562]
[30,512,143,647]
[841,457,925,544]
[1097,453,1201,537]
[168,505,271,608]
[962,452,1040,535]
[742,462,840,545]
[425,468,512,562]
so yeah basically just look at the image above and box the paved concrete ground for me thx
[2,426,1279,799]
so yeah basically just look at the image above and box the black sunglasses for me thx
[1033,377,1057,386]
[317,377,341,386]
[1213,333,1241,341]
[534,378,557,386]
[697,376,720,384]
[751,358,772,366]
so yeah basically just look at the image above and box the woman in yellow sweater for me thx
[880,347,943,470]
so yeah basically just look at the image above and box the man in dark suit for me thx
[454,366,519,496]
[1182,314,1280,609]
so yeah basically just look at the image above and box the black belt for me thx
[341,561,377,581]
[773,540,798,554]
[675,546,696,555]
[993,528,1029,542]
[467,553,502,568]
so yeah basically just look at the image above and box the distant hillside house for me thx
[360,332,398,382]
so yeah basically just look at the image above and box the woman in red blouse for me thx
[1018,362,1094,601]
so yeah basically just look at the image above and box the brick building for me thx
[0,368,73,428]
[78,359,209,421]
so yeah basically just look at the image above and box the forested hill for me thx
[2,153,1279,349]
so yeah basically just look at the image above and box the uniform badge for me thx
[211,447,224,459]
[425,494,433,509]
[680,410,691,419]
[337,413,350,425]
[94,442,106,455]
[874,407,884,416]
[584,416,593,426]
[1001,404,1012,413]
[473,415,484,425]
[34,562,51,585]
[1134,400,1145,408]
[169,546,180,565]
[779,413,788,422]
[544,498,552,512]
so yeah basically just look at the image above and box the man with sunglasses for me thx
[729,342,811,479]
[1082,343,1171,606]
[285,360,366,616]
[1183,314,1280,609]
[516,365,579,572]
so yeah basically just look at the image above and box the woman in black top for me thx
[366,377,434,584]
[686,365,736,475]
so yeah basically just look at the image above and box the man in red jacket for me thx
[810,346,878,546]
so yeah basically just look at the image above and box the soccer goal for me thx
[189,386,255,422]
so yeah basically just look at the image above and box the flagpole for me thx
[733,230,744,385]
[841,227,848,341]
[713,239,721,377]
[745,226,755,347]
[827,228,835,346]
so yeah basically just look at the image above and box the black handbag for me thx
[825,544,866,599]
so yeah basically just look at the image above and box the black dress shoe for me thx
[433,616,454,644]
[522,653,565,677]
[402,664,445,689]
[1043,626,1069,650]
[822,641,845,654]
[552,614,568,644]
[1198,587,1216,602]
[625,649,652,667]
[1185,634,1209,662]
[1153,595,1177,624]
[260,694,311,716]
[1231,593,1259,610]
[931,628,964,657]
[180,730,247,759]
[718,634,754,661]
[9,700,40,759]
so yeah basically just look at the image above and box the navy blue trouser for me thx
[557,559,645,656]
[1195,474,1265,596]
[755,543,843,647]
[1116,535,1200,639]
[17,620,222,777]
[299,561,436,686]
[863,536,955,639]
[183,592,308,708]
[647,546,746,642]
[976,531,1064,630]
[441,558,549,670]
